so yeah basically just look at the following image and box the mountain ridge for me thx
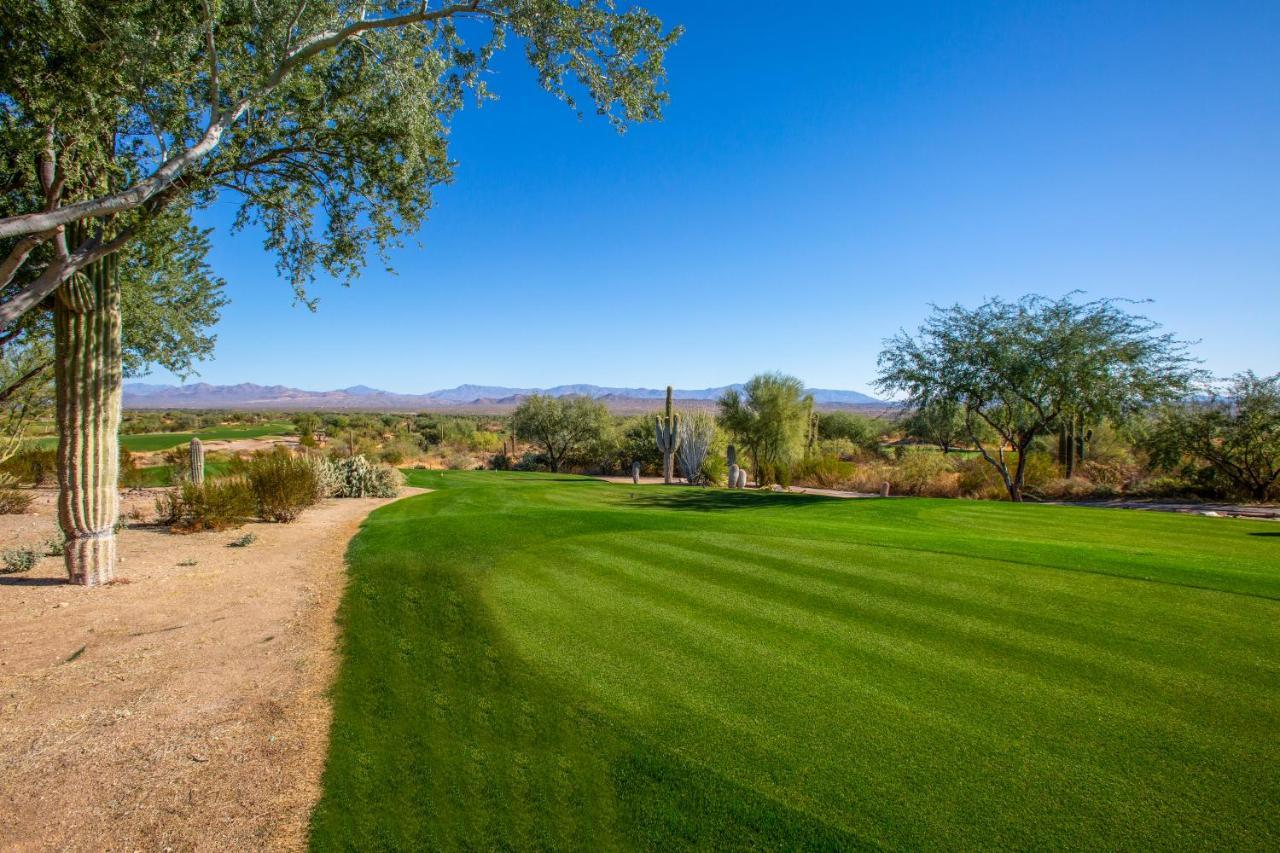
[123,381,885,411]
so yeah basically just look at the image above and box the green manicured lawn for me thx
[312,471,1280,850]
[127,459,233,487]
[35,422,294,452]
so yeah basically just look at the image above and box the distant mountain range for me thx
[123,382,886,412]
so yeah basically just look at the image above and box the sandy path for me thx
[0,487,424,851]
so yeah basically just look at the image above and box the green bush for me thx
[331,455,401,498]
[243,448,321,522]
[0,473,33,514]
[794,455,856,489]
[155,478,257,532]
[3,445,57,486]
[1,546,38,573]
[955,452,1057,500]
[893,449,958,496]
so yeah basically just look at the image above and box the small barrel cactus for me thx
[654,385,681,485]
[189,438,205,485]
[631,461,641,484]
[728,463,739,489]
[736,468,748,489]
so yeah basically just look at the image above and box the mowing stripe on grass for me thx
[311,471,1280,850]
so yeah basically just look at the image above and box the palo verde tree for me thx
[0,0,679,583]
[716,373,809,487]
[510,394,611,473]
[1145,372,1280,502]
[876,294,1199,502]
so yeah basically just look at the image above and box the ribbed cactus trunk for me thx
[189,438,205,485]
[654,385,681,485]
[55,232,123,587]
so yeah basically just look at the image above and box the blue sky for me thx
[158,0,1279,394]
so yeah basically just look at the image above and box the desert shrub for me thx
[514,451,547,472]
[304,454,342,499]
[794,455,856,489]
[379,436,423,465]
[891,449,958,496]
[1,546,38,573]
[701,452,727,488]
[1039,477,1117,500]
[846,461,894,494]
[3,445,57,486]
[228,532,258,547]
[0,473,33,514]
[467,431,502,453]
[489,451,513,471]
[1074,458,1142,491]
[953,452,1058,500]
[441,450,475,471]
[156,478,257,532]
[243,448,320,522]
[1129,474,1203,499]
[331,455,401,498]
[43,534,65,556]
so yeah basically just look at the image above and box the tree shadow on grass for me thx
[624,489,836,513]
[0,576,66,586]
[1247,531,1280,537]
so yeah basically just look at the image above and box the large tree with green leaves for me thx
[0,0,678,583]
[1145,372,1280,502]
[511,393,611,473]
[717,373,809,487]
[877,294,1199,502]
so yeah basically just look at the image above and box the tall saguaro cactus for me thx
[55,227,123,586]
[654,385,681,485]
[189,438,206,485]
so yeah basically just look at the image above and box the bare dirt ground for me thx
[0,486,422,851]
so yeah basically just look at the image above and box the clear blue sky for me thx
[156,0,1280,394]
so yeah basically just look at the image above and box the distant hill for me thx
[123,381,887,413]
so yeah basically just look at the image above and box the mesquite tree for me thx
[877,294,1201,502]
[1144,372,1280,501]
[511,394,611,473]
[1,1,678,583]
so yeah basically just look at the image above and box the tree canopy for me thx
[0,0,680,325]
[717,373,809,486]
[1145,372,1280,501]
[511,393,611,473]
[876,294,1200,501]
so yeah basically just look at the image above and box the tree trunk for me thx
[54,243,122,586]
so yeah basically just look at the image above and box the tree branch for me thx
[0,229,134,328]
[202,0,220,115]
[0,358,51,404]
[0,3,496,242]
